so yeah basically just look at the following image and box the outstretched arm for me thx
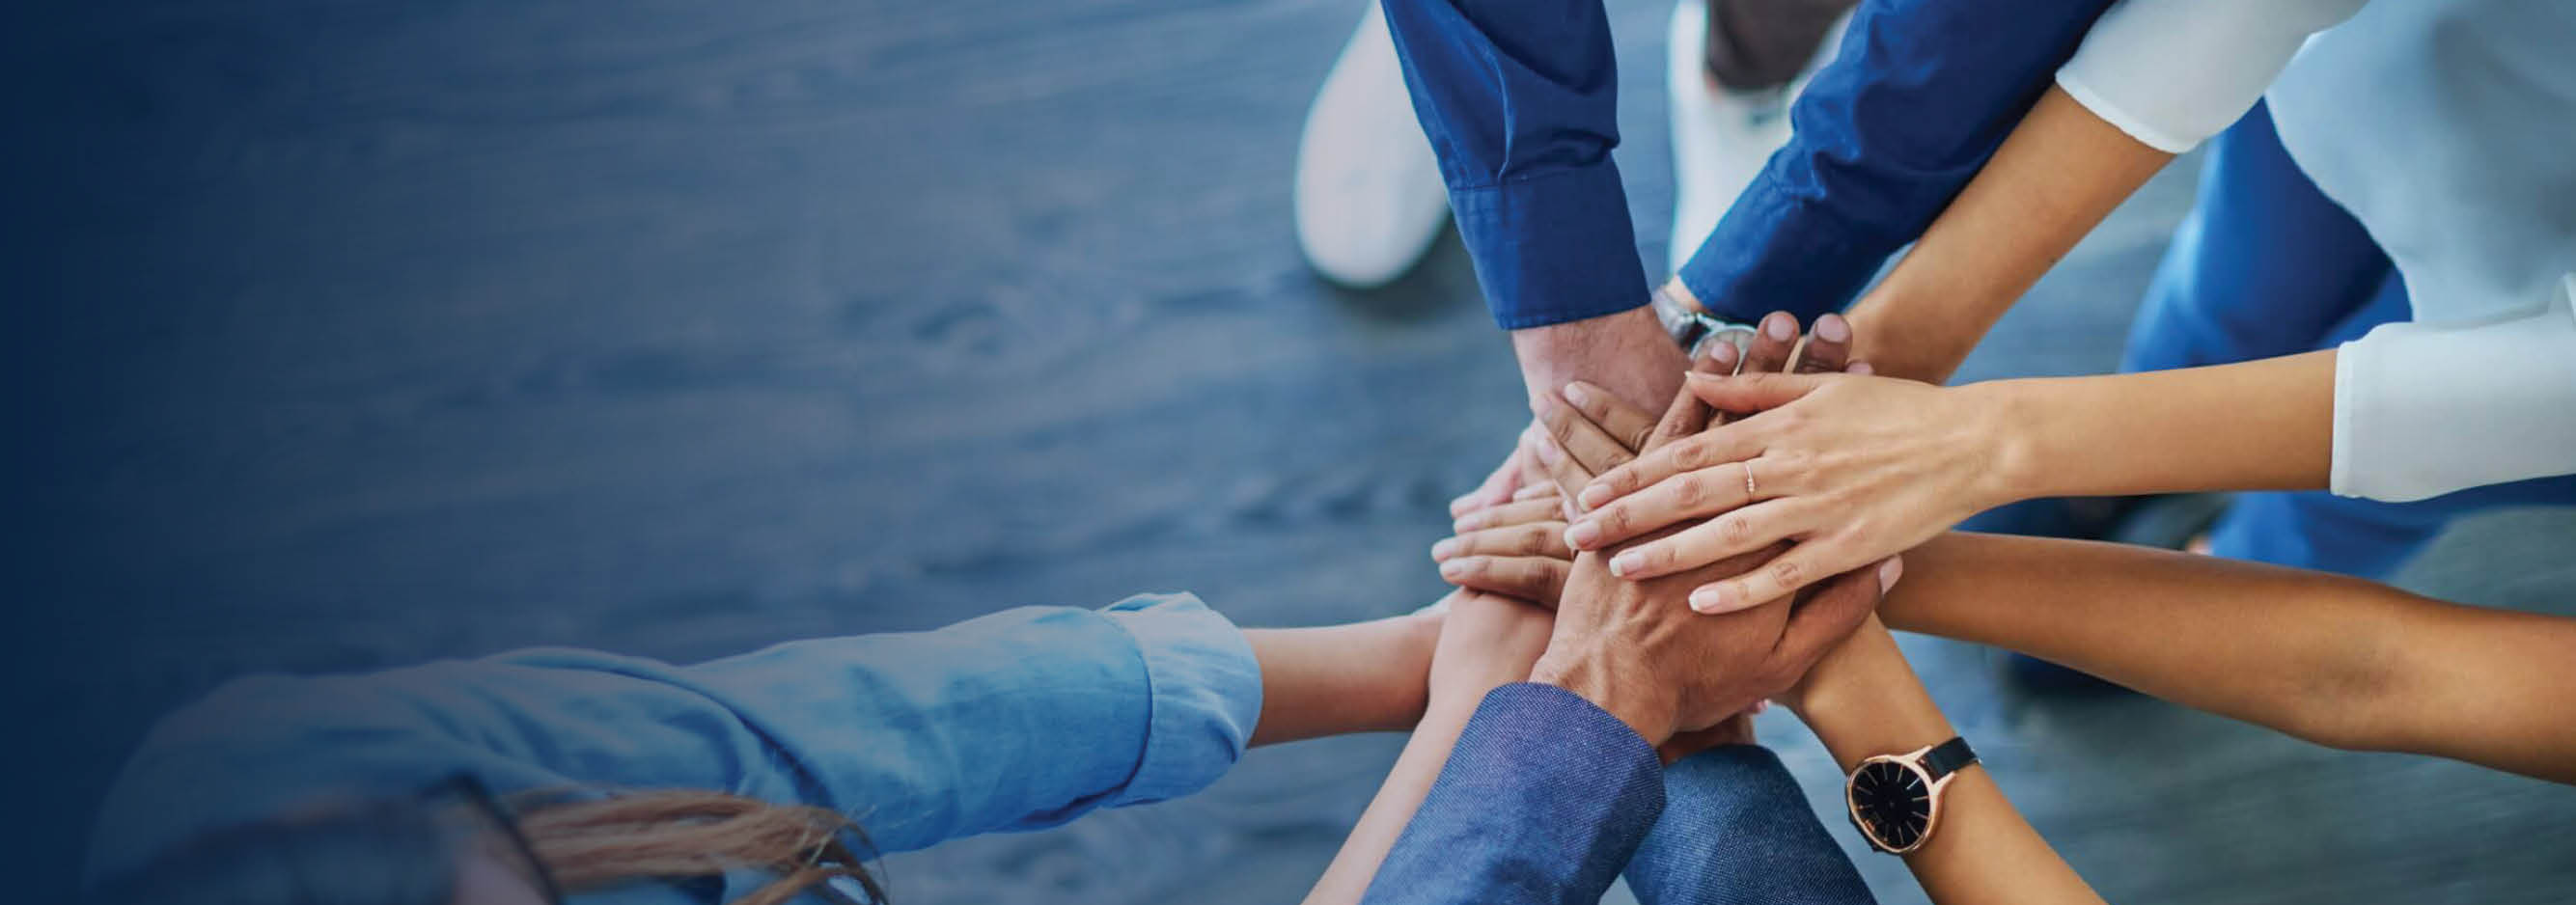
[1785,615,2107,905]
[1834,85,2170,383]
[1569,352,2335,611]
[1302,591,1557,905]
[1245,613,1442,747]
[1885,533,2576,784]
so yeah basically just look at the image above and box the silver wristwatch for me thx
[1648,285,1758,360]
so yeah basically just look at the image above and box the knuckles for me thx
[1766,557,1804,588]
[1717,514,1755,544]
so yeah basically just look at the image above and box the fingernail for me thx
[1752,699,1771,714]
[1763,315,1794,342]
[1710,343,1738,366]
[1578,483,1614,509]
[1431,538,1459,561]
[1440,559,1468,579]
[1689,587,1728,612]
[1453,511,1485,532]
[1877,557,1905,591]
[1609,551,1643,578]
[1847,362,1874,376]
[1816,314,1850,343]
[1565,521,1600,548]
[1561,382,1593,409]
[1532,434,1563,466]
[1449,494,1478,516]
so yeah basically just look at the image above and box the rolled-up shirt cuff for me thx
[1676,176,1880,325]
[1453,161,1651,330]
[2332,281,2576,502]
[1098,592,1262,806]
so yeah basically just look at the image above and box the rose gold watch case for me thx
[1844,743,1958,855]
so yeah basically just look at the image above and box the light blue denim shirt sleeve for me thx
[85,593,1261,899]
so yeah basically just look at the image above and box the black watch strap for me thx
[1922,736,1978,781]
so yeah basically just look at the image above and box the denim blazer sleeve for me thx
[1361,682,1668,905]
[86,593,1262,891]
[1623,746,1877,905]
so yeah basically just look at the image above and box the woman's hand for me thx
[1426,590,1558,707]
[1434,484,1578,606]
[1567,370,2011,613]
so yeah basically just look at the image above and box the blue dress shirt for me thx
[1384,0,2117,330]
[86,594,1263,903]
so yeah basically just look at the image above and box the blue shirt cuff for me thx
[1097,592,1261,807]
[1452,162,1652,330]
[1675,176,1881,325]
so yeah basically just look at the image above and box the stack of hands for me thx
[1422,312,1917,754]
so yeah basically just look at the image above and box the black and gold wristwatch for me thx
[1844,736,1979,854]
[1648,284,1758,360]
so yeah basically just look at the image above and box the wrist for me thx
[1961,379,2045,510]
[1843,292,1978,385]
[1529,646,1678,748]
[1509,307,1690,414]
[1787,635,1956,772]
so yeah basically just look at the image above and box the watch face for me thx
[1848,759,1934,852]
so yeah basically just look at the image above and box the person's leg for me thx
[1665,0,1853,268]
[1702,0,1861,92]
[1292,1,1451,289]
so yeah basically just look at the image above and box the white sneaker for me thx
[1295,3,1452,289]
[1665,0,1844,270]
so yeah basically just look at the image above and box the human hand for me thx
[1567,369,2006,614]
[1442,311,1870,607]
[1433,483,1576,607]
[1522,337,1893,747]
[1529,310,1861,507]
[1447,437,1534,518]
[1426,589,1557,708]
[1431,307,1848,603]
[1533,526,1888,747]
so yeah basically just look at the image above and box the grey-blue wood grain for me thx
[10,0,2572,902]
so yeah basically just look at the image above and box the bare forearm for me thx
[1795,620,2103,905]
[1299,684,1486,905]
[1977,350,2335,503]
[1887,534,2576,782]
[1246,614,1439,747]
[1844,86,2174,384]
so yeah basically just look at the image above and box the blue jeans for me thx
[2119,101,2576,579]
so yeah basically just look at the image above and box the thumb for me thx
[1683,370,1833,417]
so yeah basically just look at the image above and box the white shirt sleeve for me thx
[2332,275,2576,502]
[2054,0,2368,153]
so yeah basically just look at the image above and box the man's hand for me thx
[1510,307,1693,431]
[1450,307,1690,520]
[1520,334,1889,747]
[1532,535,1884,746]
[1426,590,1558,709]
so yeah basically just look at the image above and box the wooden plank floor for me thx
[13,0,2573,902]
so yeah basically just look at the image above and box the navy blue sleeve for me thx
[1361,682,1667,905]
[1381,0,1648,330]
[1624,746,1878,905]
[1675,0,2117,324]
